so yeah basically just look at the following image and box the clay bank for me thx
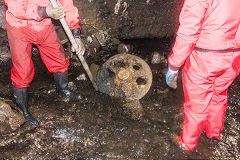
[0,0,239,159]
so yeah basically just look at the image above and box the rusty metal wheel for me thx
[97,53,152,100]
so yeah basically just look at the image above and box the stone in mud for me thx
[76,73,87,81]
[151,51,167,64]
[0,99,25,134]
[117,43,132,54]
[151,51,160,64]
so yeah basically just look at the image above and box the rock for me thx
[117,43,132,54]
[68,82,78,91]
[0,99,25,134]
[151,51,166,64]
[76,73,87,81]
[151,51,161,64]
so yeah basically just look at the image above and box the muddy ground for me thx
[0,30,239,159]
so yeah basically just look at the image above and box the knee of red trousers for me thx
[11,67,35,88]
[47,58,69,73]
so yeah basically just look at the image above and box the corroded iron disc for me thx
[96,53,152,100]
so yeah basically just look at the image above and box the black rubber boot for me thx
[53,71,82,100]
[13,86,38,126]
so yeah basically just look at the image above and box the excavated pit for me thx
[0,26,239,159]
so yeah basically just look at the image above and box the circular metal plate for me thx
[96,53,152,100]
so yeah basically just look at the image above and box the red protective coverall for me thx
[168,0,240,150]
[4,0,80,88]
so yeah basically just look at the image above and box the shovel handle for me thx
[50,0,97,90]
[50,0,77,47]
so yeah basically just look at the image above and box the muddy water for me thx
[0,37,239,159]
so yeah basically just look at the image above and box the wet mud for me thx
[0,36,239,159]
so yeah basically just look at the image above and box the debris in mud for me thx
[117,43,133,54]
[76,73,87,81]
[82,30,110,57]
[56,24,113,59]
[151,51,167,65]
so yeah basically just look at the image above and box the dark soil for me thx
[0,37,239,159]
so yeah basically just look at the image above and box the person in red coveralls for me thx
[166,0,240,150]
[4,0,85,125]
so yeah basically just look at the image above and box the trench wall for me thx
[0,0,184,39]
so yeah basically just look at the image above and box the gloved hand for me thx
[71,38,85,56]
[166,66,179,89]
[46,2,65,20]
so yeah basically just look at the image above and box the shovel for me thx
[50,0,97,90]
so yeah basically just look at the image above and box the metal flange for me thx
[96,53,152,100]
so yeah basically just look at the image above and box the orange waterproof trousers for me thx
[6,23,69,88]
[180,50,240,150]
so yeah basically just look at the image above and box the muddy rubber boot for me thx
[53,71,82,100]
[13,86,39,126]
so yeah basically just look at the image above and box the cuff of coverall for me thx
[69,20,81,31]
[168,53,184,70]
[12,82,30,88]
[180,136,197,150]
[71,28,81,38]
[168,64,179,72]
[206,133,221,139]
[37,6,48,18]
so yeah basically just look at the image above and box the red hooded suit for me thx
[4,0,80,88]
[168,0,240,150]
